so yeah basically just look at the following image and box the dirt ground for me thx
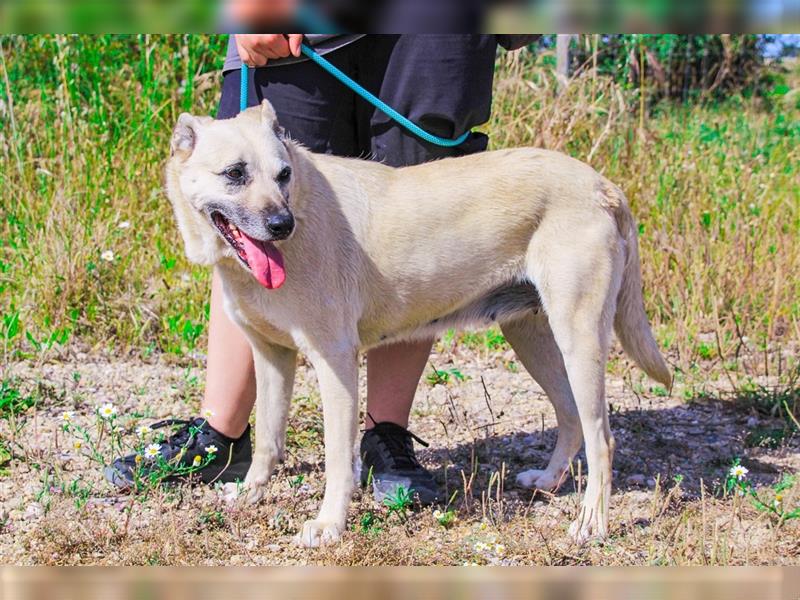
[1,345,799,566]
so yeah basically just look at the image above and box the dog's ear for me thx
[260,99,277,126]
[171,113,200,158]
[259,99,285,138]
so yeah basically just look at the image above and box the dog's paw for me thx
[243,469,269,505]
[516,469,561,491]
[294,519,343,548]
[568,510,607,545]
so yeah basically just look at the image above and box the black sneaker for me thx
[360,421,440,506]
[104,417,252,489]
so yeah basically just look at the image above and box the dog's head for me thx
[165,100,295,289]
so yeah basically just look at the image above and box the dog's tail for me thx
[613,195,672,389]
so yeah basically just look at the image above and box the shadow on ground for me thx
[418,393,798,501]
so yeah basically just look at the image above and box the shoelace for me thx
[367,419,430,472]
[148,418,206,453]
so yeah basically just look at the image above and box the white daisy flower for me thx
[100,250,115,262]
[73,440,82,450]
[494,543,506,557]
[729,465,749,480]
[144,443,161,460]
[202,409,215,420]
[204,444,219,455]
[61,411,75,422]
[474,541,490,553]
[192,455,203,466]
[135,425,152,436]
[118,221,131,229]
[98,402,117,419]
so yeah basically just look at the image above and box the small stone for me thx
[745,416,759,428]
[220,482,240,504]
[626,474,646,487]
[646,478,657,489]
[23,502,43,520]
[265,544,281,552]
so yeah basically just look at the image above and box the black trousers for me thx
[217,35,497,167]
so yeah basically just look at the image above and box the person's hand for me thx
[235,34,303,67]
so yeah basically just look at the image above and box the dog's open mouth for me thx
[211,212,286,289]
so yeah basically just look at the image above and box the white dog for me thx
[166,101,671,547]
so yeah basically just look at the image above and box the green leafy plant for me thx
[0,378,34,418]
[433,508,457,528]
[357,510,383,536]
[288,474,305,489]
[383,484,414,523]
[198,509,226,530]
[726,459,800,522]
[426,365,467,387]
[0,440,11,477]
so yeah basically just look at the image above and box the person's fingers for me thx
[235,35,267,66]
[260,46,283,60]
[235,36,250,63]
[236,33,298,66]
[248,49,269,66]
[288,34,303,57]
[253,34,290,58]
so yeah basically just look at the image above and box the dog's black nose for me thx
[266,212,294,239]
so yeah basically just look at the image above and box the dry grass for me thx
[1,350,798,566]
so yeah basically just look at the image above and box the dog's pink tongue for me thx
[239,231,286,289]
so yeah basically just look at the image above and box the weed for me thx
[198,509,226,530]
[383,485,414,523]
[357,510,383,536]
[0,440,11,477]
[726,459,800,522]
[426,365,467,387]
[433,508,458,528]
[0,378,34,418]
[62,477,95,512]
[650,385,669,397]
[744,427,790,449]
[287,474,305,489]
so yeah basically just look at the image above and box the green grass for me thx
[1,35,798,387]
[1,35,226,361]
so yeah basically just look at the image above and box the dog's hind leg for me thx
[526,218,623,544]
[244,339,297,504]
[295,343,359,548]
[500,313,582,492]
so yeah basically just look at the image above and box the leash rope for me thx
[238,42,472,147]
[239,62,249,113]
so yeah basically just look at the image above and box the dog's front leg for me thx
[244,339,297,504]
[296,345,359,548]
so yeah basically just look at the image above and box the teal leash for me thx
[240,63,249,113]
[238,42,471,147]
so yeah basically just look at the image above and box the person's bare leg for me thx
[365,339,433,429]
[202,267,257,438]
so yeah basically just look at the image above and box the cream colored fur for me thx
[165,101,671,547]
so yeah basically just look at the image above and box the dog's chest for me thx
[220,268,301,348]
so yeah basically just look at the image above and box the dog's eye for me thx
[276,166,292,183]
[224,166,245,182]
